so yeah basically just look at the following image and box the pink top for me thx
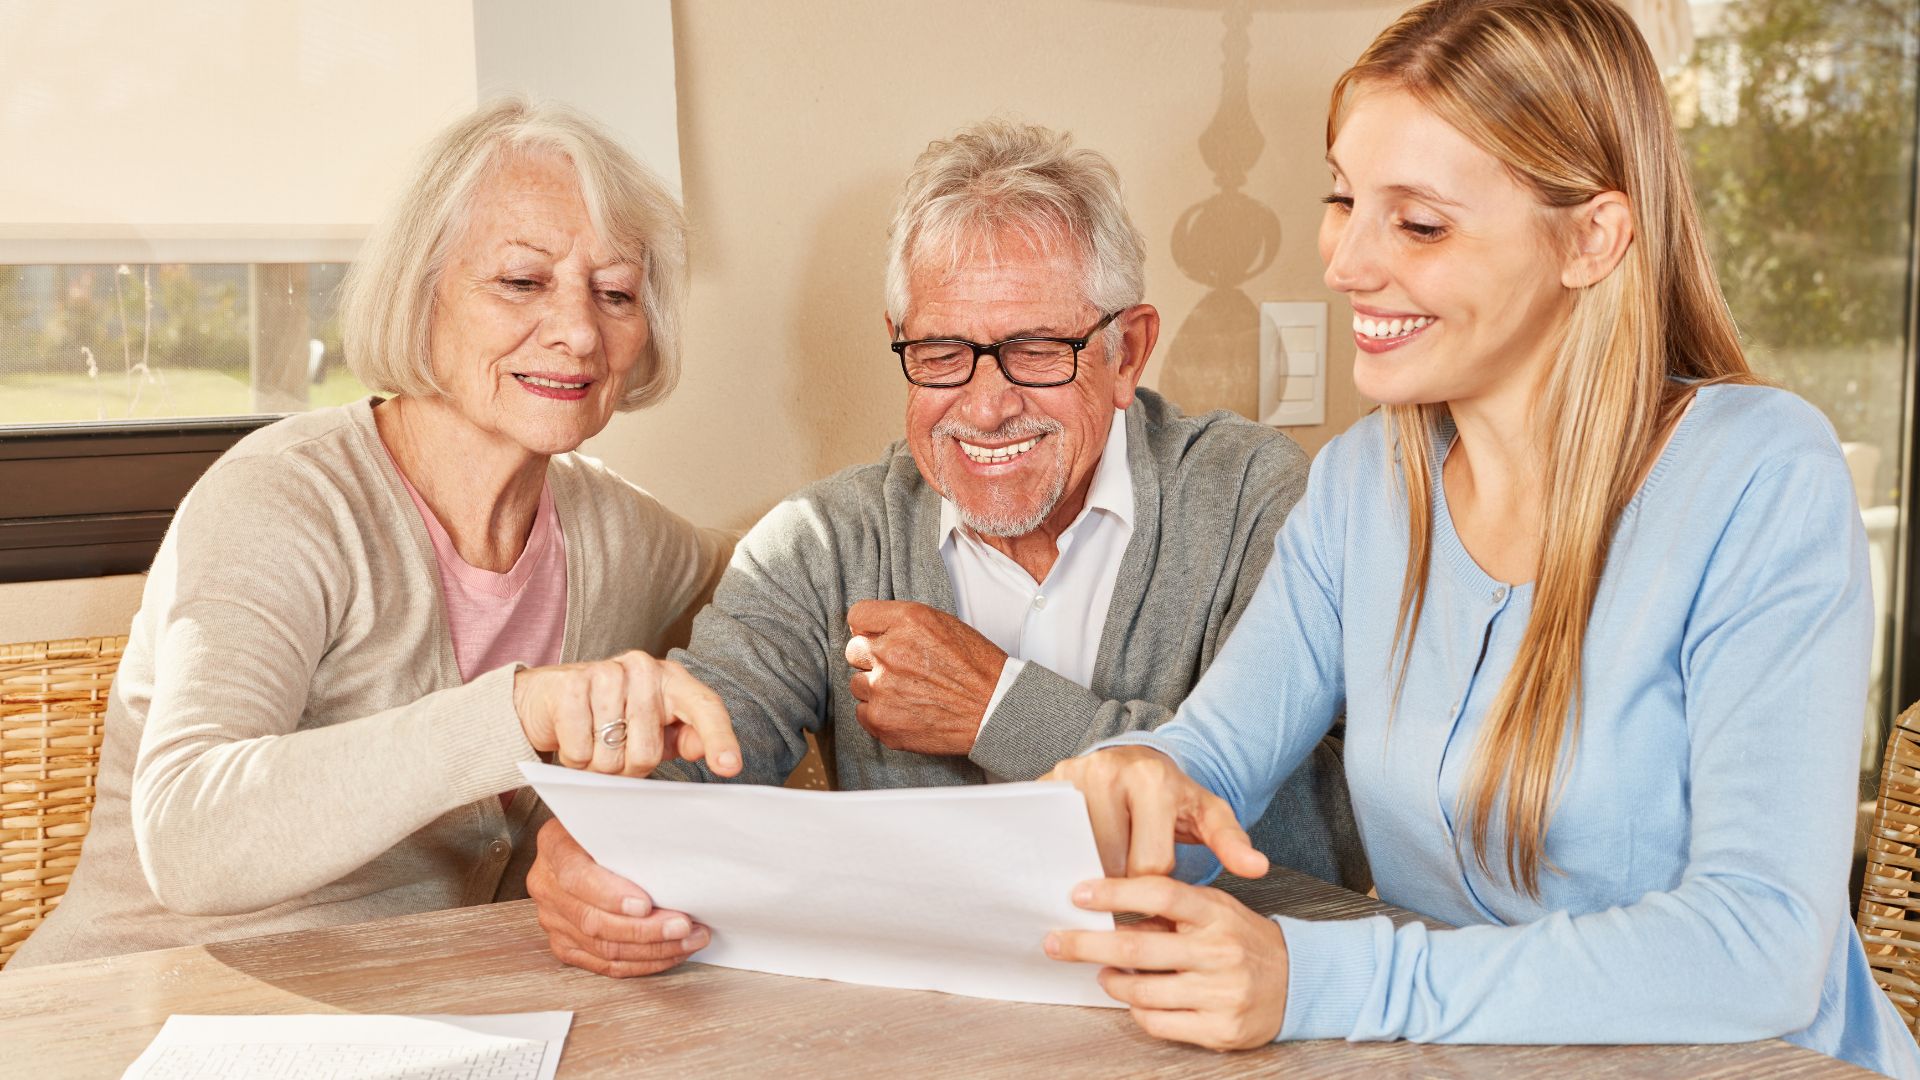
[395,473,569,681]
[395,467,568,807]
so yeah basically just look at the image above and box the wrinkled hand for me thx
[526,818,710,977]
[844,600,1005,756]
[1045,876,1290,1050]
[1041,746,1268,879]
[513,651,741,778]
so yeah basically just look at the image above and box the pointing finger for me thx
[1125,780,1179,878]
[662,661,741,777]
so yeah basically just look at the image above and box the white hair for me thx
[340,97,687,410]
[884,119,1145,346]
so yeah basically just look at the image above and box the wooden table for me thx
[0,868,1873,1078]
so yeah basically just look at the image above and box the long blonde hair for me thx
[1333,0,1757,894]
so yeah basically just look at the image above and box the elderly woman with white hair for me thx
[9,99,740,968]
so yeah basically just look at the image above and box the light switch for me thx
[1259,302,1326,427]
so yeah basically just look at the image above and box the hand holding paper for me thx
[520,762,1118,1007]
[526,818,710,978]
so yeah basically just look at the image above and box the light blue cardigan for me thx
[1102,385,1920,1077]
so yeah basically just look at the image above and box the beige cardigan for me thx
[11,398,726,967]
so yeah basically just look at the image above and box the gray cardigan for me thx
[667,389,1366,887]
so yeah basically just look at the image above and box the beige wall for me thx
[6,0,1403,642]
[582,0,1401,531]
[0,1,476,263]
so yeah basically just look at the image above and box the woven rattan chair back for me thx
[0,636,123,970]
[1860,701,1920,1036]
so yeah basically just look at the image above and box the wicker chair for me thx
[0,636,123,970]
[1860,702,1920,1035]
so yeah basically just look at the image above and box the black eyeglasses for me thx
[890,310,1122,388]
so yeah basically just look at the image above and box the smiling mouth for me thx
[958,435,1041,465]
[514,374,591,390]
[1352,314,1436,342]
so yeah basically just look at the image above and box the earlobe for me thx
[1562,192,1634,289]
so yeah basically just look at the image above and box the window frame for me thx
[0,418,271,583]
[1891,101,1920,719]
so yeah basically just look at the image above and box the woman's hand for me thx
[513,651,742,778]
[527,819,708,977]
[1041,746,1268,879]
[1045,876,1290,1050]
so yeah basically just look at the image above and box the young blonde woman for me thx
[1041,0,1920,1073]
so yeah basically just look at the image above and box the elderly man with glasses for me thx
[526,119,1365,977]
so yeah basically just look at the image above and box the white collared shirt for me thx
[937,409,1134,740]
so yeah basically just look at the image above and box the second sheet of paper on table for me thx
[521,762,1118,1008]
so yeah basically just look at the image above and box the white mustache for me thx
[933,416,1061,443]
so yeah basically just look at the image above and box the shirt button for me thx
[1032,594,1048,611]
[488,839,510,860]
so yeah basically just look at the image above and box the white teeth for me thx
[959,435,1040,464]
[1352,315,1433,339]
[518,374,588,390]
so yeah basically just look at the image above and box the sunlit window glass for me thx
[0,263,366,425]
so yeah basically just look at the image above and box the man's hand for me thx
[526,818,709,977]
[844,599,1006,756]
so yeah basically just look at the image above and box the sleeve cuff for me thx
[977,657,1027,736]
[967,661,1102,780]
[1272,913,1388,1041]
[429,663,540,805]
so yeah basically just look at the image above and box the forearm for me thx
[133,665,533,915]
[1098,563,1344,829]
[1279,872,1835,1043]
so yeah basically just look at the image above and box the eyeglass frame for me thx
[889,309,1124,388]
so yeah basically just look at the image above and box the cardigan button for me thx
[487,839,510,861]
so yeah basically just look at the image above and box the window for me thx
[0,3,680,584]
[0,262,366,581]
[1671,0,1920,864]
[0,2,477,582]
[1,263,361,425]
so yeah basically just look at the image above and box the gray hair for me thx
[884,119,1145,345]
[340,97,687,410]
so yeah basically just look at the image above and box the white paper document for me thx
[520,762,1119,1007]
[120,1012,571,1080]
